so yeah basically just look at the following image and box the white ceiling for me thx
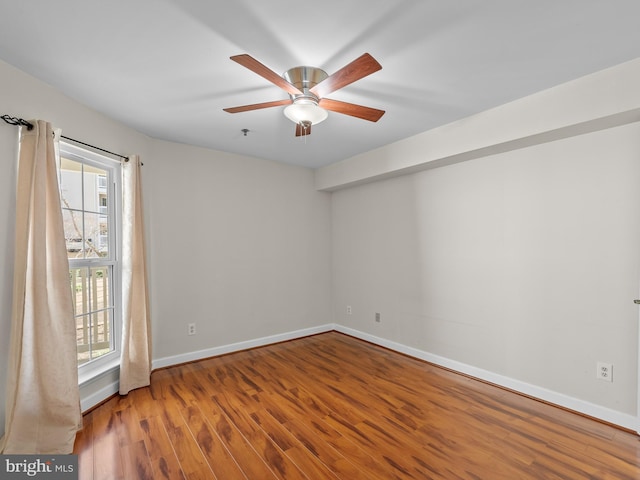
[1,1,639,168]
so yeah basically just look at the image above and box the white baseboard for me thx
[152,323,335,370]
[334,324,638,432]
[80,380,119,412]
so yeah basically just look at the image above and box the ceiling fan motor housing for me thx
[283,66,329,126]
[283,66,328,103]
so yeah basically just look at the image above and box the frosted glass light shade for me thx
[284,103,328,125]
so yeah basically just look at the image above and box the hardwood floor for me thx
[73,332,640,479]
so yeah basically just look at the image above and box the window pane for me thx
[70,267,89,316]
[59,158,83,211]
[60,159,110,260]
[83,165,108,214]
[63,209,84,259]
[90,266,110,311]
[89,311,112,361]
[76,311,114,365]
[76,313,91,366]
[70,265,114,365]
[84,212,108,258]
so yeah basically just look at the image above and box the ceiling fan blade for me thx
[319,98,385,122]
[231,54,303,96]
[310,53,382,98]
[223,99,292,113]
[295,123,312,137]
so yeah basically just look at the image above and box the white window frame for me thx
[59,142,122,384]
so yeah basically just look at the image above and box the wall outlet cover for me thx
[596,362,612,382]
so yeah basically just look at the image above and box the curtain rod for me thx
[59,135,130,162]
[2,114,132,162]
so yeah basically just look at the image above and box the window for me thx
[59,143,121,376]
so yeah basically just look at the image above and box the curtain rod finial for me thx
[1,114,33,130]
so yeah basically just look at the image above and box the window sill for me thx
[78,356,120,387]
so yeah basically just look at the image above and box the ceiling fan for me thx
[223,53,385,137]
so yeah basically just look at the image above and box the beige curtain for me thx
[119,155,152,395]
[0,121,82,454]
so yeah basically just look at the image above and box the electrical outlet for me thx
[188,323,196,336]
[375,312,381,323]
[346,305,352,315]
[596,362,612,382]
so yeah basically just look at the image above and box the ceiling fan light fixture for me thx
[284,102,328,126]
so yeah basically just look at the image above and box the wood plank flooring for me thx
[73,332,640,479]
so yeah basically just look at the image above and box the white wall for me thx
[324,57,640,429]
[0,99,17,443]
[0,59,332,436]
[332,118,640,422]
[146,140,332,362]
